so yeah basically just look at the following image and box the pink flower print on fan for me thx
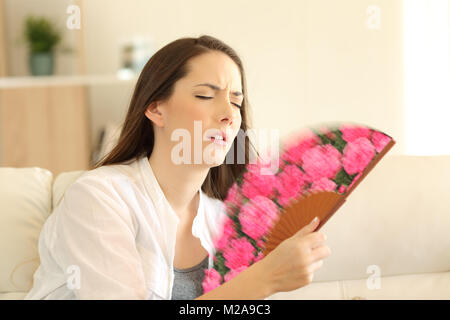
[224,182,243,214]
[347,172,363,191]
[342,138,375,175]
[340,125,371,143]
[223,237,256,270]
[281,130,320,166]
[241,163,277,199]
[257,156,281,175]
[238,196,279,240]
[202,268,222,294]
[371,131,392,153]
[202,122,396,292]
[310,177,337,192]
[213,215,238,251]
[253,250,264,263]
[338,185,347,194]
[274,164,307,206]
[319,126,337,140]
[254,239,265,263]
[224,265,247,282]
[301,144,342,183]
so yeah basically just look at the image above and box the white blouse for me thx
[24,155,227,300]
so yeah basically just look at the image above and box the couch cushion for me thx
[268,271,450,300]
[315,155,450,282]
[267,280,343,300]
[340,270,450,300]
[0,167,52,294]
[0,292,28,300]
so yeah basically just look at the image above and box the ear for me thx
[145,101,164,127]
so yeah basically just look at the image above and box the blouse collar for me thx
[137,154,216,270]
[137,154,204,230]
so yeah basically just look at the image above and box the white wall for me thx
[4,0,407,156]
[303,0,404,152]
[81,0,406,155]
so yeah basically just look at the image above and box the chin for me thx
[204,155,226,168]
[201,143,230,167]
[208,160,225,168]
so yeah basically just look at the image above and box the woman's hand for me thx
[260,216,332,294]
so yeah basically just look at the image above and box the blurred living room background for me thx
[0,0,449,176]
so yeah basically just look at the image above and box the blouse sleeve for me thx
[207,197,228,250]
[51,178,150,299]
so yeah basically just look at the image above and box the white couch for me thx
[1,155,449,300]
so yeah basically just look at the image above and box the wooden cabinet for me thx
[0,85,91,176]
[0,0,6,77]
[0,0,91,175]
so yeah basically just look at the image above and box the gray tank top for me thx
[171,255,209,300]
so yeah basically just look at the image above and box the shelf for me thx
[0,73,138,88]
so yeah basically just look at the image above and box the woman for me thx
[25,35,331,300]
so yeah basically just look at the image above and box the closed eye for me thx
[195,95,241,108]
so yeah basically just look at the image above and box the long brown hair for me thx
[92,35,260,201]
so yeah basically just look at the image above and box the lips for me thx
[208,130,227,142]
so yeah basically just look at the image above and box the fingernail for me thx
[311,216,318,224]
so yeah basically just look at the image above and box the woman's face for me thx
[146,51,243,167]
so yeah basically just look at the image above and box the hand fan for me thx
[202,121,396,293]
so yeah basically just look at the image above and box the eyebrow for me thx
[194,83,243,97]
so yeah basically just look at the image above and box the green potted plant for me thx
[23,16,61,76]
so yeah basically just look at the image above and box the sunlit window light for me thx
[403,0,450,155]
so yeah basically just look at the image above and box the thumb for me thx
[294,216,320,238]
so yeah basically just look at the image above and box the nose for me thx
[221,115,233,127]
[218,97,237,127]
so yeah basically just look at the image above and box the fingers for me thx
[309,259,324,273]
[295,216,320,238]
[304,231,327,249]
[310,245,332,262]
[306,248,329,278]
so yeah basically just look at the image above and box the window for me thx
[403,0,450,155]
